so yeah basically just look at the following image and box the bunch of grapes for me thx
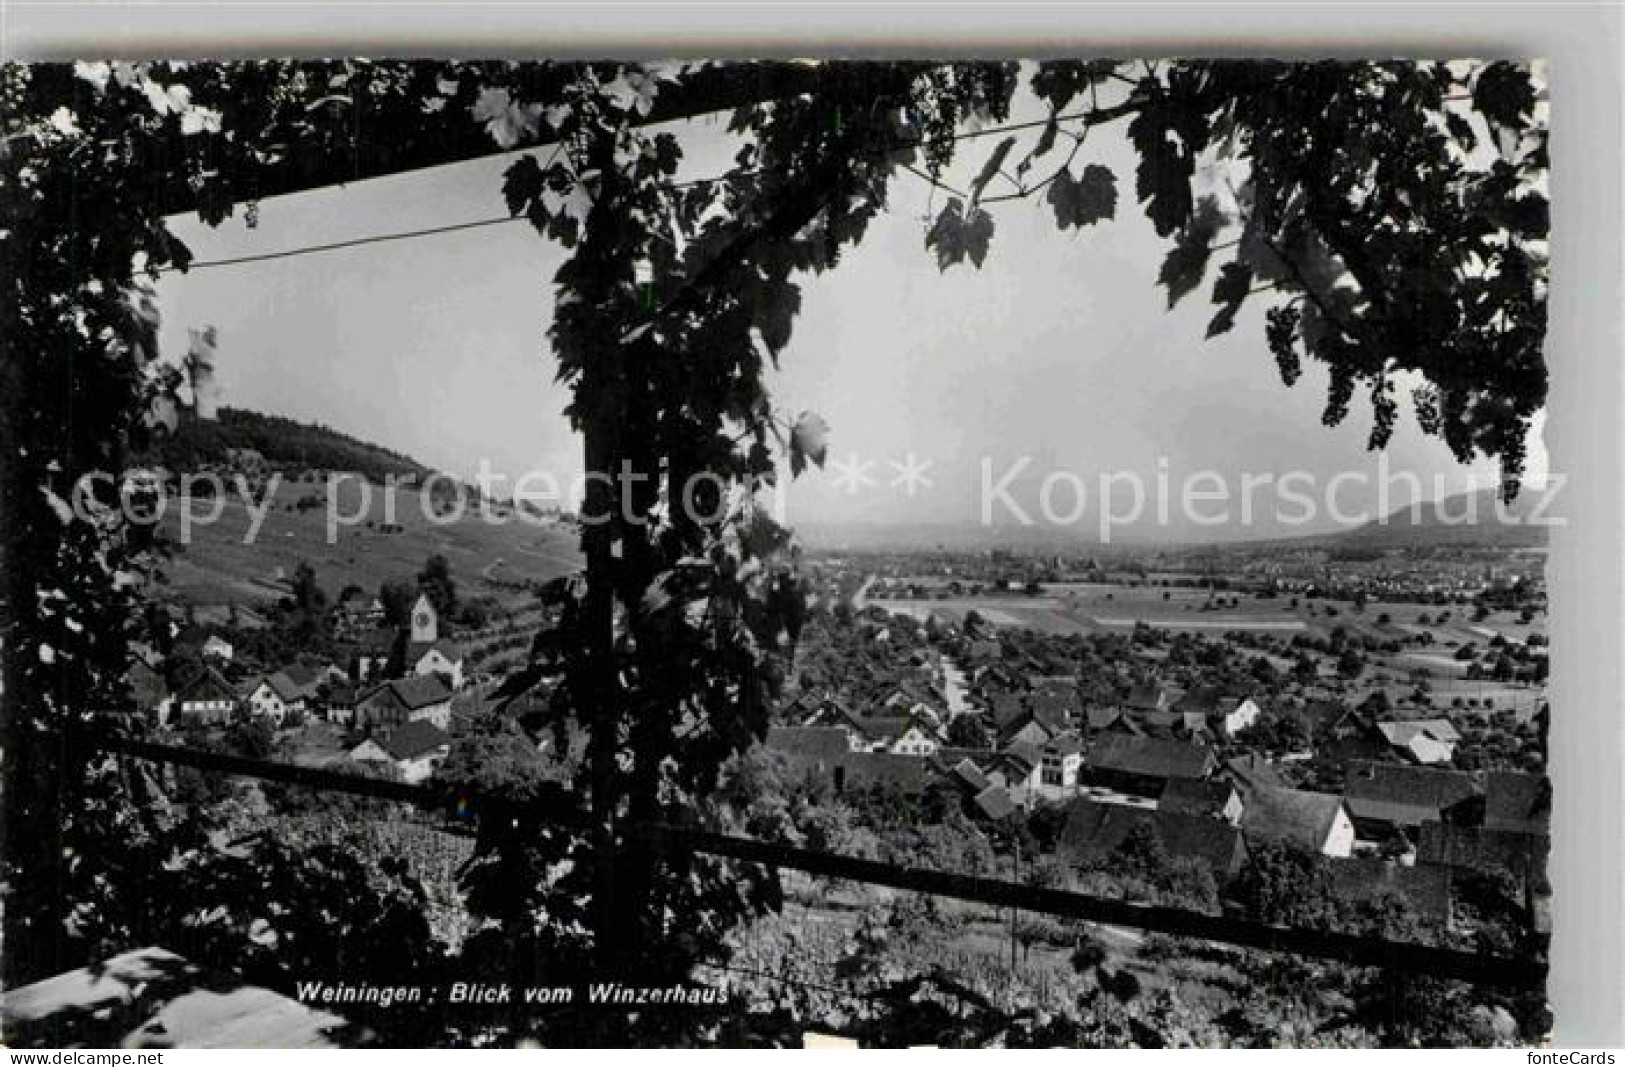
[1,62,34,126]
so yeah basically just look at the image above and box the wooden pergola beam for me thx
[158,61,863,218]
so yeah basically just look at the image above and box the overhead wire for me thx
[156,103,1124,273]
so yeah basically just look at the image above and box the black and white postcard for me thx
[0,56,1572,1048]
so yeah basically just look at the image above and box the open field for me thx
[878,584,1544,648]
[878,579,1547,722]
[153,480,581,610]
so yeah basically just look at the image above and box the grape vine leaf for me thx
[789,411,830,476]
[1047,163,1117,230]
[925,197,995,271]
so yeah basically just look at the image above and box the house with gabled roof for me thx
[355,673,454,732]
[997,708,1058,751]
[244,671,307,724]
[1223,752,1289,790]
[881,680,943,713]
[1082,734,1216,797]
[1159,778,1243,825]
[171,665,238,726]
[834,751,936,795]
[1121,682,1172,713]
[1138,708,1213,742]
[1083,705,1143,739]
[1057,798,1246,879]
[988,693,1028,732]
[325,682,359,725]
[1238,785,1355,857]
[335,588,386,635]
[1322,713,1393,764]
[766,725,855,765]
[1038,731,1085,791]
[286,661,345,692]
[1172,685,1262,739]
[406,637,466,691]
[1287,698,1356,743]
[939,755,991,796]
[1342,760,1481,839]
[1031,689,1081,725]
[843,709,943,757]
[972,784,1018,821]
[1376,718,1461,765]
[350,627,402,684]
[350,719,452,784]
[971,742,1041,804]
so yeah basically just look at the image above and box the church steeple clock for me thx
[410,593,438,643]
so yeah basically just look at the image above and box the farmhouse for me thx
[1084,705,1140,738]
[766,725,854,763]
[243,671,306,724]
[833,751,936,795]
[997,708,1059,750]
[799,698,865,733]
[765,727,941,796]
[1286,698,1355,742]
[1172,685,1262,739]
[349,719,452,784]
[1120,682,1173,714]
[1342,761,1480,839]
[937,755,992,797]
[350,627,402,684]
[837,710,942,756]
[324,683,358,725]
[1082,735,1216,797]
[889,717,944,757]
[355,674,454,732]
[1238,785,1356,858]
[988,693,1027,733]
[1056,798,1246,879]
[977,744,1040,802]
[1376,718,1462,765]
[1224,752,1289,790]
[335,589,386,635]
[1158,778,1244,825]
[1137,708,1213,741]
[971,784,1018,821]
[171,665,238,726]
[1321,714,1395,765]
[1028,686,1082,726]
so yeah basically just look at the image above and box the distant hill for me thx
[141,408,581,610]
[1318,488,1554,550]
[147,407,430,485]
[799,486,1555,554]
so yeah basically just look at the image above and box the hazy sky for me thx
[155,71,1547,541]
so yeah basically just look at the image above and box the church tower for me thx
[410,593,439,643]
